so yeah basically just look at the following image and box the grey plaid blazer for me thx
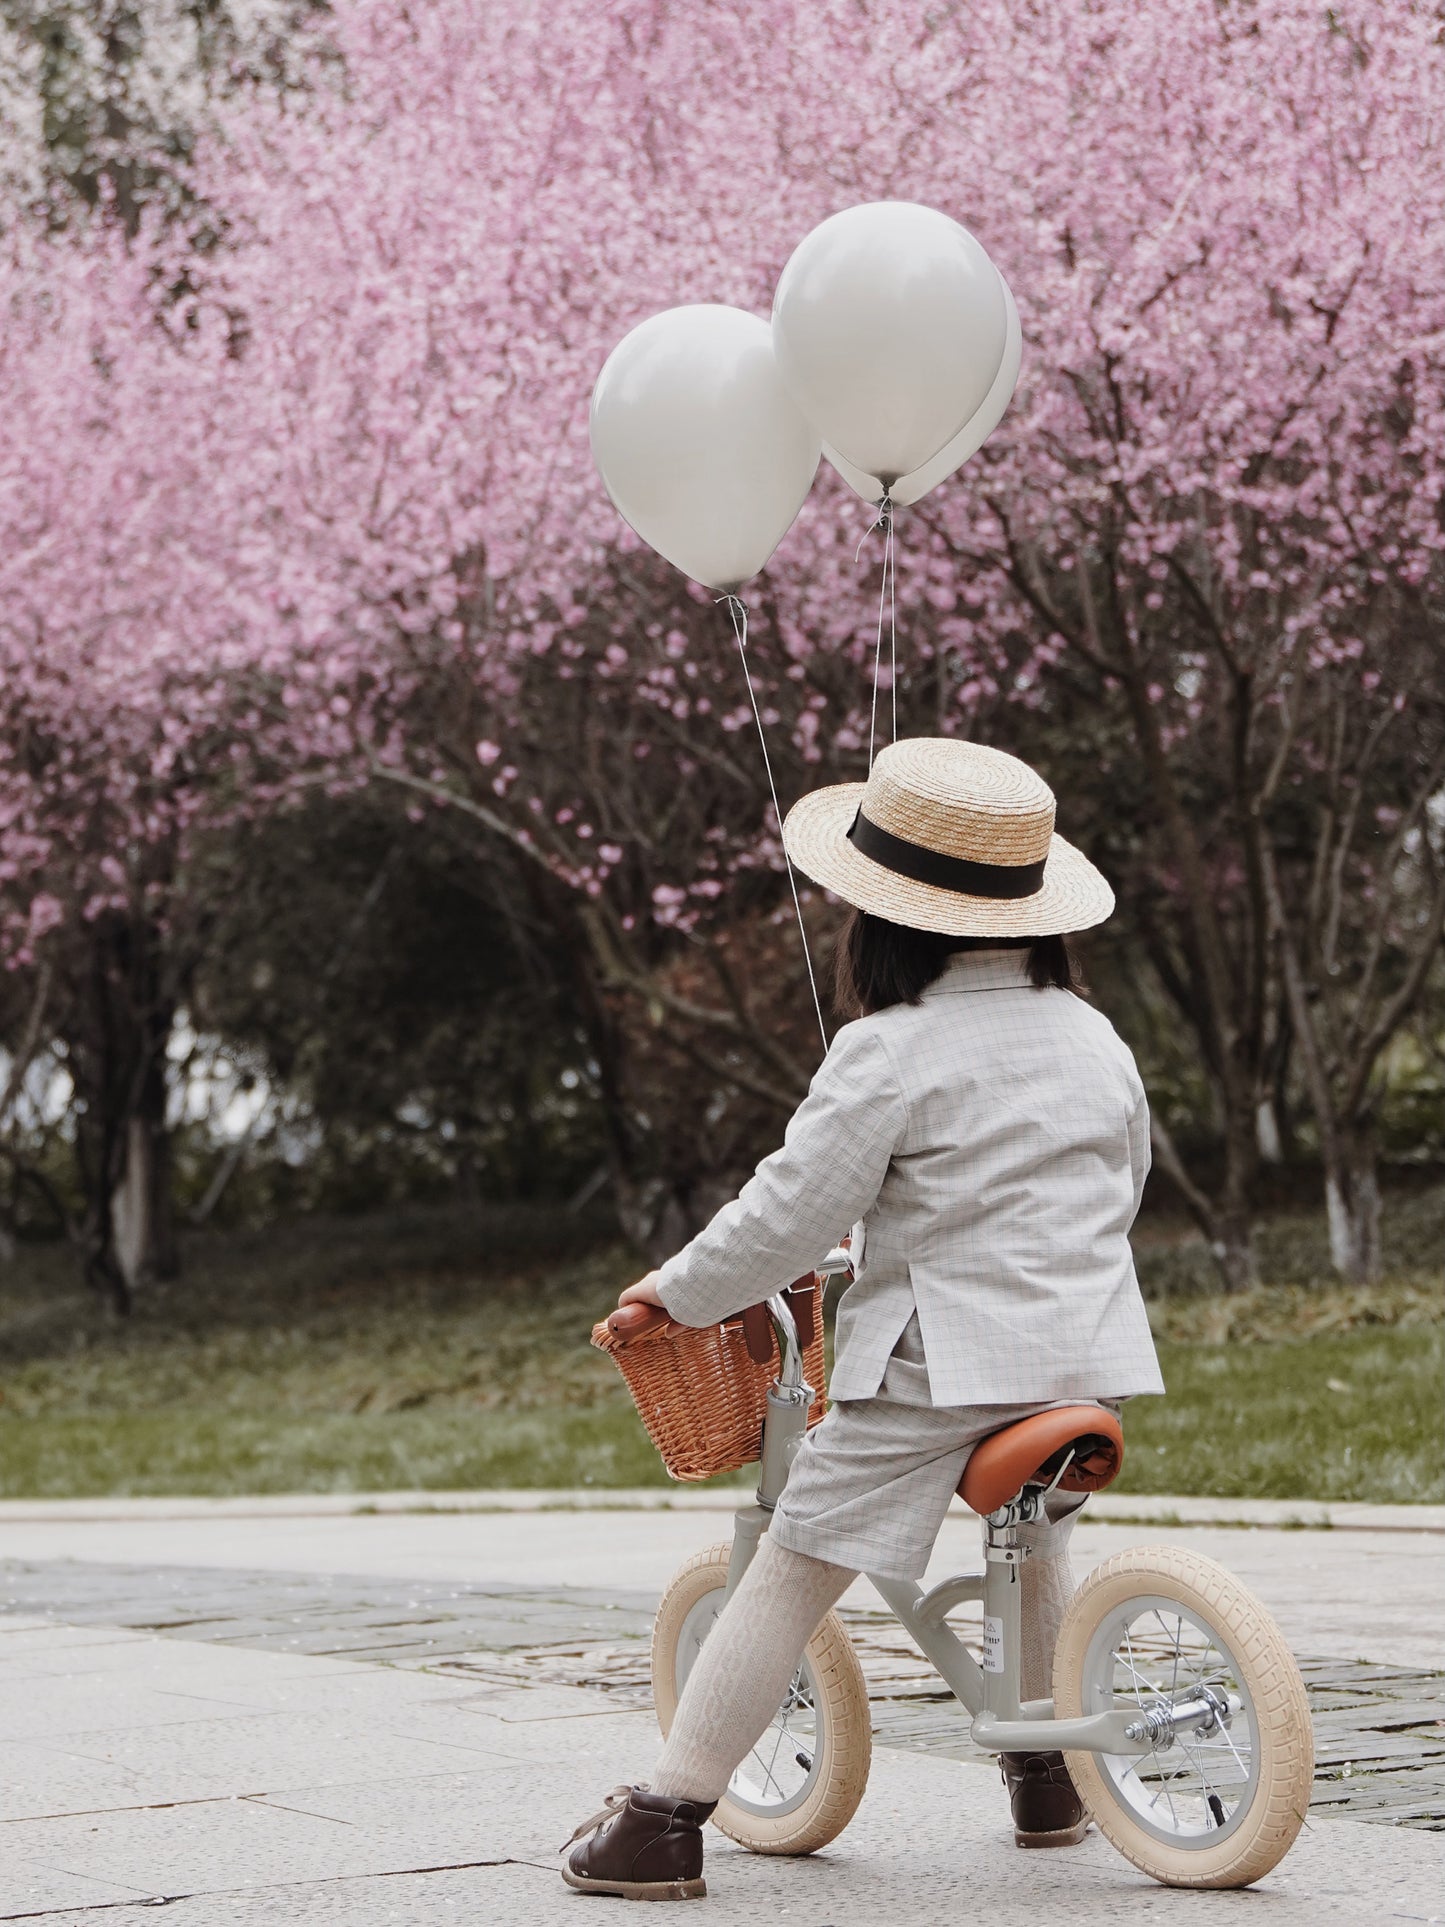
[655,948,1164,1406]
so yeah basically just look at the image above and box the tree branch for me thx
[1147,1112,1217,1241]
[367,760,556,875]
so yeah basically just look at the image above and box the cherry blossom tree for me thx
[915,0,1445,1283]
[2,0,1440,1286]
[196,0,1438,1281]
[0,224,357,1302]
[1,0,326,229]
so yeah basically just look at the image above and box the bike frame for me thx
[723,1293,1156,1761]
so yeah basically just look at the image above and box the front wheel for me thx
[1053,1545,1314,1889]
[651,1541,871,1855]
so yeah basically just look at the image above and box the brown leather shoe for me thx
[561,1785,716,1900]
[1000,1752,1088,1847]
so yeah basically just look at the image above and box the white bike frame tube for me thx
[871,1551,1029,1722]
[872,1570,1148,1755]
[871,1573,987,1711]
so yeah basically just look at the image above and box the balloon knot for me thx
[715,592,749,647]
[854,494,894,562]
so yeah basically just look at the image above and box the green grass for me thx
[0,1195,1440,1503]
[1123,1328,1443,1504]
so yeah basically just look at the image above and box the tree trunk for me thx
[1210,1206,1260,1295]
[80,1183,132,1317]
[67,911,178,1306]
[106,932,177,1293]
[612,1171,682,1262]
[1214,1110,1261,1293]
[1254,1096,1283,1164]
[1323,1126,1382,1285]
[112,1110,177,1291]
[1147,1110,1259,1293]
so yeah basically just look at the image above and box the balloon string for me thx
[718,594,829,1054]
[864,493,896,770]
[888,502,898,745]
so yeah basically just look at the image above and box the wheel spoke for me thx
[1206,1715,1252,1781]
[1092,1600,1259,1845]
[1178,1735,1227,1808]
[763,1711,789,1784]
[743,1732,787,1801]
[1117,1627,1165,1704]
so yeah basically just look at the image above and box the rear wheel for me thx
[650,1540,871,1854]
[1053,1545,1313,1888]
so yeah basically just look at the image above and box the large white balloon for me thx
[824,277,1022,507]
[772,202,1009,488]
[589,305,820,594]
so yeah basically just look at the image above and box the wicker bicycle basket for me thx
[591,1285,827,1483]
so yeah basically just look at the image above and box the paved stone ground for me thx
[1,1504,1442,1923]
[4,1499,1442,1670]
[4,1559,1444,1833]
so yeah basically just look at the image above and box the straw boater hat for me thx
[782,737,1114,938]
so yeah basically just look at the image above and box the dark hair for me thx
[831,909,1081,1020]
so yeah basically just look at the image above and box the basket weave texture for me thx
[591,1297,827,1482]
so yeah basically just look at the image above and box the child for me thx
[563,738,1163,1901]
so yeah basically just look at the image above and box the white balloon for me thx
[824,277,1022,507]
[772,202,1009,488]
[589,305,820,594]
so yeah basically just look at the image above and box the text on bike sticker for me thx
[982,1615,1004,1674]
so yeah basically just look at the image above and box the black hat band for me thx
[847,809,1048,900]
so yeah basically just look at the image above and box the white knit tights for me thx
[1017,1499,1083,1704]
[651,1506,1082,1802]
[651,1533,855,1802]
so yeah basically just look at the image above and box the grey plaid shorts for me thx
[768,1316,1122,1581]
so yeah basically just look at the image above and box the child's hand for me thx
[618,1270,666,1310]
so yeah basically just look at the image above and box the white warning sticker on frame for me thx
[982,1615,1004,1674]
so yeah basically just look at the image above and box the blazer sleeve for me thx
[655,1023,907,1328]
[1125,1072,1151,1226]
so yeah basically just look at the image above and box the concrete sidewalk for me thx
[5,1489,1441,1530]
[2,1620,1439,1925]
[1,1498,1442,1923]
[4,1492,1442,1668]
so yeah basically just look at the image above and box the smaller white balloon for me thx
[772,201,1009,488]
[824,278,1022,507]
[589,305,820,594]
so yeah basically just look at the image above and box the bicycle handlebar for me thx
[605,1231,852,1353]
[604,1290,807,1394]
[765,1291,806,1396]
[604,1301,675,1343]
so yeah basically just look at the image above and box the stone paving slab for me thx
[2,1507,1442,1921]
[6,1557,1443,1832]
[0,1672,274,1746]
[0,1743,154,1827]
[461,1627,1445,1830]
[4,1654,1441,1926]
[37,1709,521,1809]
[5,1860,162,1919]
[19,1846,1445,1927]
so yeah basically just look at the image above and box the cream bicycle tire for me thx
[1053,1545,1314,1889]
[651,1541,872,1855]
